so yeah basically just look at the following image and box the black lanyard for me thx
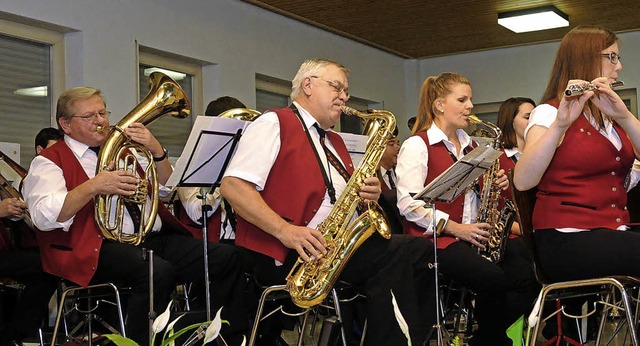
[289,104,337,204]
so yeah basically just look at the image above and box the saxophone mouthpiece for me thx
[340,105,357,116]
[96,125,105,133]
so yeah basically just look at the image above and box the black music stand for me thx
[413,145,501,345]
[169,116,250,321]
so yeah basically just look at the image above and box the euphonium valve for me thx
[285,106,395,308]
[94,72,190,245]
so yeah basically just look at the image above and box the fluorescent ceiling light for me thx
[143,67,186,81]
[14,86,48,97]
[498,6,569,33]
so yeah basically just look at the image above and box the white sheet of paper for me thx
[413,145,503,203]
[338,132,368,167]
[167,116,250,187]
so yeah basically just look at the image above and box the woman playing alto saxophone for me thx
[396,72,539,346]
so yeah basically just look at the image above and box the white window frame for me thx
[0,17,65,126]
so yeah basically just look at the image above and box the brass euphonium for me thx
[468,115,515,263]
[217,108,262,121]
[285,106,394,308]
[95,72,190,245]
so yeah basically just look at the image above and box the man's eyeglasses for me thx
[72,110,111,121]
[601,52,621,65]
[310,76,350,98]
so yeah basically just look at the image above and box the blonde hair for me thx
[290,58,349,100]
[412,72,470,134]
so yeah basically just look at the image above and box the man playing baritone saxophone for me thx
[221,58,436,345]
[22,87,248,345]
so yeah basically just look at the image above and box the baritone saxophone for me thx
[285,106,395,308]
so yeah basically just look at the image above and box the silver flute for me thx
[565,80,624,97]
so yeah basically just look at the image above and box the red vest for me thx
[403,132,475,248]
[37,140,189,286]
[174,200,223,243]
[533,103,634,230]
[234,107,354,262]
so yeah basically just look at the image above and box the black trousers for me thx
[438,238,539,346]
[0,249,58,342]
[534,228,640,281]
[90,230,248,346]
[248,233,435,346]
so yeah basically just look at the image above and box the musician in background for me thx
[514,25,640,282]
[396,72,538,346]
[176,96,247,244]
[378,126,400,190]
[496,97,536,236]
[374,125,405,234]
[23,87,248,345]
[221,58,436,345]
[35,127,64,155]
[0,158,57,344]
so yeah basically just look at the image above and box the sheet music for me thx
[166,116,250,187]
[413,145,502,203]
[338,132,368,166]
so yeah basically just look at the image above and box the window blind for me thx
[0,33,51,167]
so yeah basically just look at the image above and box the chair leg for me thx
[248,284,288,346]
[50,283,126,345]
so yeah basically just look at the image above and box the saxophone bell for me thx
[565,80,624,97]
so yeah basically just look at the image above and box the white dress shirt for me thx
[379,166,397,190]
[396,124,480,235]
[23,135,169,233]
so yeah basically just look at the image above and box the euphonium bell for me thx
[94,72,190,245]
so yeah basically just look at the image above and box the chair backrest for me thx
[507,170,550,284]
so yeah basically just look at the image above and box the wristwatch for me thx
[153,147,168,162]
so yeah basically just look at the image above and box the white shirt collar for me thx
[64,135,95,158]
[426,123,472,149]
[292,101,324,132]
[504,147,520,158]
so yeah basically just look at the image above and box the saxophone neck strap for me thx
[289,104,337,204]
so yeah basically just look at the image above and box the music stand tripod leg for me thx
[200,186,212,321]
[426,201,448,346]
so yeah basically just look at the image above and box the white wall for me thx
[3,0,640,141]
[0,0,408,126]
[413,31,640,123]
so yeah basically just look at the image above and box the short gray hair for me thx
[56,86,106,126]
[290,58,349,100]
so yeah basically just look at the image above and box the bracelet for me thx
[153,147,168,162]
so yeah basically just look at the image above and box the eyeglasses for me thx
[72,110,111,121]
[601,52,621,65]
[310,76,350,98]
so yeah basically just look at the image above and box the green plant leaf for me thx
[103,334,140,346]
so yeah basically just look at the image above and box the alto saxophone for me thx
[468,115,516,263]
[285,106,395,308]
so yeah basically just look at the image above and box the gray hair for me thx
[56,86,106,125]
[290,58,349,100]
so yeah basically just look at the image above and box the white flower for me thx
[391,290,411,346]
[240,335,246,346]
[203,307,223,344]
[152,301,173,334]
